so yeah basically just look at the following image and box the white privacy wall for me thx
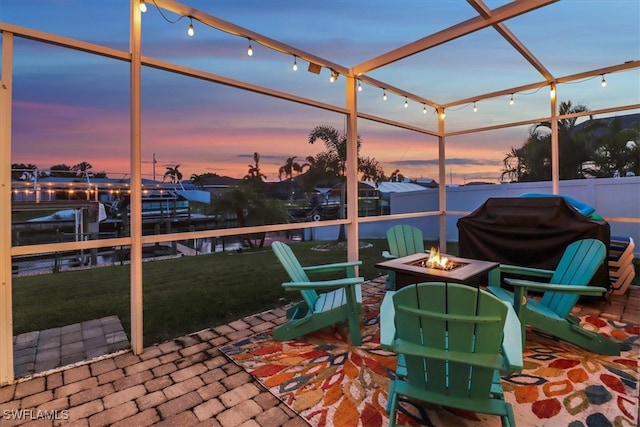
[309,177,639,255]
[391,176,639,252]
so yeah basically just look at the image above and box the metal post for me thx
[129,0,144,354]
[345,76,359,268]
[550,83,559,194]
[0,32,15,385]
[437,108,447,253]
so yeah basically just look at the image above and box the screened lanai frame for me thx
[1,0,639,384]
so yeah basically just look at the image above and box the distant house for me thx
[199,175,242,199]
[322,181,429,216]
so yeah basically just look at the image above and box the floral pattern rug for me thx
[220,291,639,427]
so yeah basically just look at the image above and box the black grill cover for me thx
[457,197,610,288]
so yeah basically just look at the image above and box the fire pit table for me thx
[376,251,499,289]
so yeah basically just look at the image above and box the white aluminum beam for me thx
[0,32,15,385]
[129,0,144,355]
[444,60,639,109]
[346,77,359,266]
[353,0,558,75]
[467,0,554,81]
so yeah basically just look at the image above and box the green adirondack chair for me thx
[380,282,523,427]
[382,224,425,289]
[271,241,364,345]
[487,238,620,356]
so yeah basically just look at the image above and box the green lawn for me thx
[13,239,447,346]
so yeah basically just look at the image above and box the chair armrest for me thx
[504,278,608,296]
[282,277,363,291]
[489,264,555,287]
[303,260,362,274]
[500,303,523,371]
[381,251,397,260]
[497,264,555,278]
[379,291,396,350]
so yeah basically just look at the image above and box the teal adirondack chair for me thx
[487,238,620,356]
[382,224,425,289]
[271,241,364,345]
[380,282,523,427]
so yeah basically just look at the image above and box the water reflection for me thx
[12,236,252,277]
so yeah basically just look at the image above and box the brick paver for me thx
[0,280,635,426]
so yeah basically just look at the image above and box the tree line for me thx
[11,161,106,181]
[501,101,639,182]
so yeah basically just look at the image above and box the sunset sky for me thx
[3,0,639,184]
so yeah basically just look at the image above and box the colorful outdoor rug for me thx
[220,290,639,427]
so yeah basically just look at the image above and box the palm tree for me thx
[308,125,361,177]
[501,129,552,182]
[308,125,363,240]
[590,118,640,177]
[278,156,299,182]
[389,169,405,182]
[164,165,183,183]
[243,152,267,191]
[279,156,311,201]
[72,161,93,177]
[501,101,599,182]
[359,156,386,182]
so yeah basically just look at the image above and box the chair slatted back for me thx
[271,241,318,310]
[542,239,606,318]
[393,283,507,399]
[387,224,425,257]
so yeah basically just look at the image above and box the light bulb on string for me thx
[292,56,298,71]
[404,97,409,108]
[329,71,338,83]
[440,109,446,120]
[247,39,253,56]
[601,75,607,87]
[423,104,427,114]
[357,80,363,92]
[139,0,147,12]
[187,18,194,37]
[509,94,514,105]
[382,89,387,101]
[473,102,477,112]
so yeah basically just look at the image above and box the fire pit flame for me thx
[426,247,453,270]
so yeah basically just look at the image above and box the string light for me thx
[473,102,477,112]
[440,109,446,119]
[423,104,427,114]
[509,94,514,105]
[382,89,387,101]
[247,39,253,56]
[292,56,298,71]
[550,85,556,99]
[139,0,147,13]
[404,97,408,108]
[329,70,339,82]
[357,79,363,92]
[601,75,607,87]
[187,18,194,37]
